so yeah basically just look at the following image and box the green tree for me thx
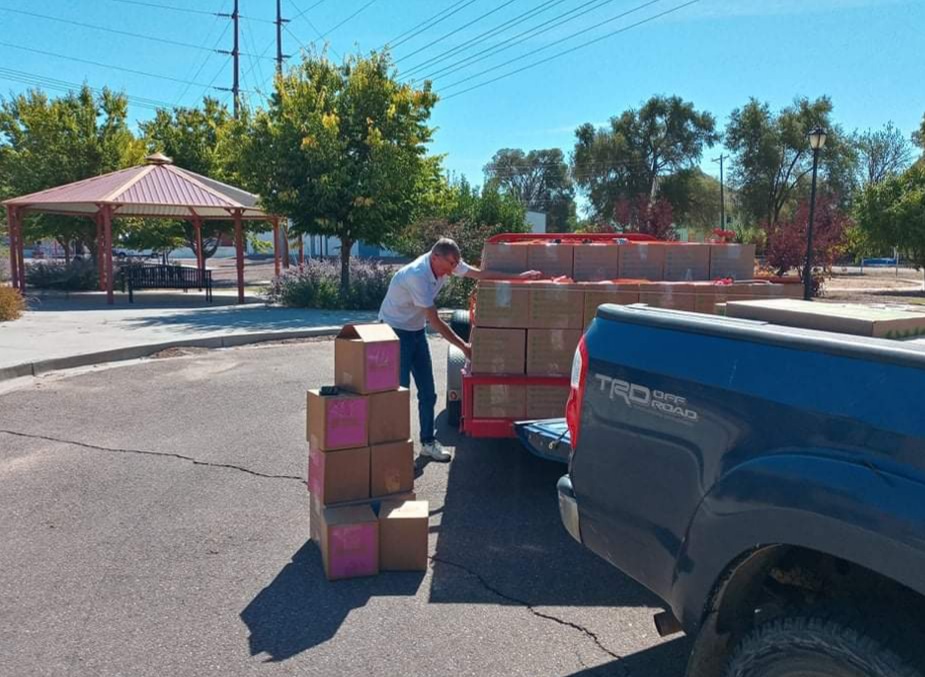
[659,169,724,233]
[243,50,438,292]
[913,113,925,152]
[483,148,575,231]
[0,86,144,256]
[854,164,925,276]
[572,95,718,220]
[851,122,914,188]
[725,96,856,228]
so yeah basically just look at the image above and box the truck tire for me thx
[446,345,466,428]
[450,309,471,342]
[723,611,924,677]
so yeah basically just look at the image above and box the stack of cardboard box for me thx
[306,324,429,581]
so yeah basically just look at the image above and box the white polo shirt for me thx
[379,253,470,331]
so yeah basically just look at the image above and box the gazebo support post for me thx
[6,206,19,290]
[102,206,114,305]
[16,209,26,293]
[234,209,245,304]
[192,215,204,291]
[272,217,280,278]
[282,220,290,270]
[95,212,105,292]
[298,234,304,266]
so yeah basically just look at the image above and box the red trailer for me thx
[445,231,658,439]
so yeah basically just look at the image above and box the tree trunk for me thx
[339,236,353,295]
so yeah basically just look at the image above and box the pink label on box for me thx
[326,399,367,448]
[329,523,377,579]
[308,447,325,496]
[365,343,399,391]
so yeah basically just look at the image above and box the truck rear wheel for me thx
[450,309,471,343]
[723,611,923,677]
[445,345,466,428]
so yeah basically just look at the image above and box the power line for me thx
[400,0,567,78]
[289,0,327,23]
[394,0,519,64]
[411,0,627,84]
[320,0,379,40]
[101,0,223,17]
[442,1,699,100]
[0,40,223,89]
[173,4,229,106]
[384,0,467,48]
[0,67,176,110]
[284,0,342,60]
[386,0,479,50]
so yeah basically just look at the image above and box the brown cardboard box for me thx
[618,243,666,280]
[335,324,400,394]
[725,299,925,338]
[482,242,528,274]
[572,244,620,281]
[474,280,530,328]
[470,327,525,374]
[582,282,642,328]
[473,384,526,418]
[310,494,322,542]
[709,243,756,280]
[663,244,711,281]
[527,282,584,329]
[308,445,371,504]
[639,282,697,312]
[306,390,369,451]
[379,500,429,572]
[370,439,414,498]
[526,385,570,418]
[319,505,379,581]
[526,243,574,278]
[527,329,582,375]
[368,388,410,445]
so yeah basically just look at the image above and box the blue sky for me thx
[1,0,922,210]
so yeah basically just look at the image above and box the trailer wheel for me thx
[450,309,471,343]
[446,345,466,427]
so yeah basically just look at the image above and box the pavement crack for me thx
[0,429,305,483]
[430,554,626,670]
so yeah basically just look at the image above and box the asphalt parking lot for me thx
[0,337,690,676]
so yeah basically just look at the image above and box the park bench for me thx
[121,263,213,303]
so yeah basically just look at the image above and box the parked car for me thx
[559,304,925,676]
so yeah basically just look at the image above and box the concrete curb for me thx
[0,326,343,383]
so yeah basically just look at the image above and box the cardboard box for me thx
[526,385,570,419]
[481,242,528,274]
[470,327,525,374]
[335,324,400,394]
[526,243,573,278]
[639,282,697,312]
[709,244,756,280]
[474,280,530,328]
[308,445,371,505]
[473,384,526,418]
[310,494,322,543]
[319,505,379,581]
[370,440,414,498]
[526,329,582,375]
[582,282,642,328]
[663,244,711,281]
[618,243,665,280]
[307,390,369,451]
[725,299,925,338]
[379,500,429,572]
[527,282,584,329]
[572,244,620,281]
[368,388,410,446]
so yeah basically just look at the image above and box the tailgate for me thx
[514,418,571,464]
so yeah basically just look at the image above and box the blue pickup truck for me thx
[555,304,925,676]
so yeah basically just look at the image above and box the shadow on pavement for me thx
[565,636,692,676]
[240,541,424,662]
[429,411,663,609]
[122,308,378,333]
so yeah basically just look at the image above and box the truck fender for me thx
[670,452,925,630]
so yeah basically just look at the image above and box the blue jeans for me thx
[393,327,436,445]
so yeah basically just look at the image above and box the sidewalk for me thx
[0,290,378,380]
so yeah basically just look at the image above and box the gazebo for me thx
[3,153,284,304]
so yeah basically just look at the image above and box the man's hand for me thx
[519,269,543,280]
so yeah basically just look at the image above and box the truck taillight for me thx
[565,336,588,452]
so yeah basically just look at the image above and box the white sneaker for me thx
[420,441,452,462]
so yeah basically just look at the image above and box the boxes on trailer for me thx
[470,327,525,374]
[572,243,620,281]
[527,282,584,329]
[526,385,570,419]
[472,384,526,418]
[709,243,756,281]
[335,324,400,394]
[663,244,710,281]
[582,281,643,328]
[474,280,530,328]
[526,242,573,278]
[618,243,665,280]
[639,282,697,312]
[526,329,582,376]
[482,242,528,274]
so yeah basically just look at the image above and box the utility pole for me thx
[232,0,240,117]
[712,154,726,231]
[276,0,289,76]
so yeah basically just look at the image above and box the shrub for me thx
[0,246,10,283]
[26,259,101,290]
[267,257,394,310]
[436,276,476,310]
[0,286,25,321]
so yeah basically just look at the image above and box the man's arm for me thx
[425,306,471,359]
[463,265,542,281]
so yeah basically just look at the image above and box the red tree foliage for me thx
[763,195,850,277]
[611,194,677,240]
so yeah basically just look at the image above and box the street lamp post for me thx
[803,126,827,301]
